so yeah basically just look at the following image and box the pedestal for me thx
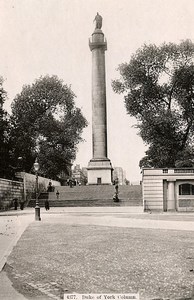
[35,205,41,221]
[87,158,113,185]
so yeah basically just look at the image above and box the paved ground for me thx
[0,210,34,300]
[0,213,34,271]
[0,207,194,300]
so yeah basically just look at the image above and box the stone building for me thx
[142,168,194,212]
[72,165,87,185]
[113,167,125,185]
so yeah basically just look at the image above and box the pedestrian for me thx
[56,190,59,199]
[45,199,50,210]
[13,198,18,210]
[47,181,52,192]
[113,192,119,202]
[115,178,119,193]
[20,200,24,210]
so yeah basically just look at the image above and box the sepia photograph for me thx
[0,0,194,299]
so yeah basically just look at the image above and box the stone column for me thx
[167,180,176,211]
[90,30,107,158]
[87,17,113,185]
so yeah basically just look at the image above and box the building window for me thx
[175,169,194,173]
[97,177,101,185]
[179,184,194,195]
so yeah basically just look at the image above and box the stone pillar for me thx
[167,180,176,211]
[87,18,113,185]
[91,30,107,159]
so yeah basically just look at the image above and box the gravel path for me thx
[4,211,194,300]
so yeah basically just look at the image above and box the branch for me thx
[168,80,177,110]
[180,122,192,151]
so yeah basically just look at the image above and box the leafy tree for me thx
[112,40,194,168]
[10,75,88,179]
[0,78,11,178]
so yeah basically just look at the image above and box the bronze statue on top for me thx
[93,12,102,29]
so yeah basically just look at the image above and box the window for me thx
[97,177,101,185]
[179,184,194,195]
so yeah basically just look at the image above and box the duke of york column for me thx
[87,13,113,185]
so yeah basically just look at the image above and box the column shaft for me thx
[92,47,107,158]
[167,181,176,210]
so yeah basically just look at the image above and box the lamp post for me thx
[34,158,41,221]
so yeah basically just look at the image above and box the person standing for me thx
[13,198,18,210]
[45,199,50,211]
[115,178,119,194]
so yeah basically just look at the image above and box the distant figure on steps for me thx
[47,181,53,192]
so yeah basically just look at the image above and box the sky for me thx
[1,0,194,182]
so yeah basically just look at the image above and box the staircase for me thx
[28,185,142,207]
[38,192,49,200]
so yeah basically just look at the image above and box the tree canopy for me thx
[112,40,194,168]
[10,75,88,179]
[0,77,11,178]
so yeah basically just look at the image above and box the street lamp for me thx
[34,158,41,221]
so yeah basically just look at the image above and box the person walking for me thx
[45,199,50,211]
[13,198,18,210]
[115,178,119,194]
[20,199,24,210]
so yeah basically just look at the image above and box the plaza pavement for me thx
[0,210,34,299]
[0,206,194,299]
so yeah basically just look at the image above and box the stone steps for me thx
[38,192,49,200]
[51,185,142,201]
[28,185,142,207]
[28,199,142,207]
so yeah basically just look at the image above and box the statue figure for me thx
[93,12,102,30]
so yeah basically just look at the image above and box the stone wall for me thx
[143,177,164,211]
[0,178,23,209]
[16,172,61,202]
[0,173,61,210]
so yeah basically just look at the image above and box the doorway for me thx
[97,177,102,185]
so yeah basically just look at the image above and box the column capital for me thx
[89,30,107,51]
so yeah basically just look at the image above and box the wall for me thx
[0,178,23,209]
[16,172,60,202]
[142,168,194,212]
[0,172,61,210]
[143,177,163,210]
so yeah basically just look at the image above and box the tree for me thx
[0,77,11,178]
[10,75,88,179]
[112,40,194,168]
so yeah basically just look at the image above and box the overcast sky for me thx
[1,0,194,181]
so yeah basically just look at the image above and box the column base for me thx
[87,158,113,185]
